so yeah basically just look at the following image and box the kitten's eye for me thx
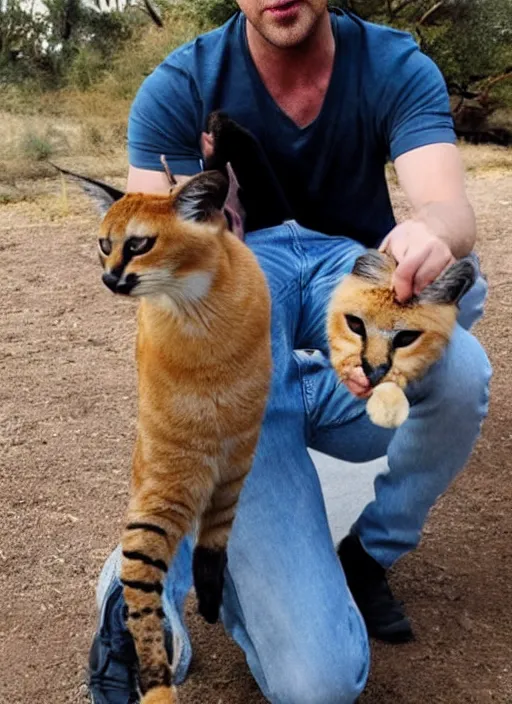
[127,237,156,255]
[98,238,112,256]
[393,330,422,349]
[345,315,366,337]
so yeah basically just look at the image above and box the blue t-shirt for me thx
[128,10,455,246]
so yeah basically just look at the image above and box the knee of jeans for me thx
[427,327,492,412]
[266,640,367,704]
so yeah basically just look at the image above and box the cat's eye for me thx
[98,238,112,256]
[393,330,422,349]
[127,237,156,256]
[345,314,366,337]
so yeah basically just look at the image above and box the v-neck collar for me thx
[238,10,345,136]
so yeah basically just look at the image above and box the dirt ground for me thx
[1,148,511,704]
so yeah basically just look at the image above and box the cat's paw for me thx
[366,382,409,429]
[141,685,178,703]
[192,546,227,624]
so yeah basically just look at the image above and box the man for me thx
[88,2,491,702]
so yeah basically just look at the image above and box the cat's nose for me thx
[102,271,138,295]
[102,272,120,293]
[362,359,390,387]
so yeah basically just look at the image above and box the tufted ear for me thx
[352,249,395,285]
[50,163,124,216]
[173,171,229,223]
[417,256,477,305]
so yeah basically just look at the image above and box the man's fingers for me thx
[385,233,409,263]
[378,234,390,253]
[413,251,455,295]
[392,242,435,302]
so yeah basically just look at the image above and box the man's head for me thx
[236,0,329,49]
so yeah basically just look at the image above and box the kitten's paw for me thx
[192,546,227,624]
[367,382,409,429]
[141,685,177,703]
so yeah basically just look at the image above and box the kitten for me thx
[327,250,477,428]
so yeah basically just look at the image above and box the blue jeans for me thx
[101,222,491,704]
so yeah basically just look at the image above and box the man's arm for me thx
[127,165,189,194]
[346,142,476,398]
[126,132,218,194]
[380,142,476,302]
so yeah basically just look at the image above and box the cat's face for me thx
[95,172,229,303]
[328,251,476,389]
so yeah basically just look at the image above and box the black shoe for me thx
[88,583,139,704]
[337,534,414,644]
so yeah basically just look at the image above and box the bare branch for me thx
[141,0,163,27]
[480,68,512,104]
[418,1,445,27]
[160,155,177,187]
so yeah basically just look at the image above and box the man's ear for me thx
[173,171,228,223]
[417,256,477,305]
[51,163,124,216]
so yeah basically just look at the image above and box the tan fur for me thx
[98,182,271,701]
[327,254,458,428]
[366,382,410,428]
[139,685,177,704]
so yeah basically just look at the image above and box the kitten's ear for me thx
[50,163,124,216]
[173,171,229,223]
[352,249,395,284]
[418,256,477,305]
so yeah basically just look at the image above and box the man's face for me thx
[236,0,329,49]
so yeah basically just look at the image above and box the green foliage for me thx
[66,47,106,90]
[0,0,50,80]
[417,0,512,90]
[1,0,510,112]
[335,0,512,104]
[0,0,139,88]
[96,6,206,100]
[21,133,55,161]
[185,0,238,27]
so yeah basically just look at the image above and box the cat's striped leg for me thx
[121,481,211,704]
[193,468,250,625]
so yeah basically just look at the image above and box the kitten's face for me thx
[328,251,476,389]
[97,173,228,304]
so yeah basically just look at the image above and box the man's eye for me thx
[345,314,366,337]
[393,330,422,349]
[127,237,156,255]
[98,238,112,256]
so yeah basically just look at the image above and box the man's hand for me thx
[379,220,455,303]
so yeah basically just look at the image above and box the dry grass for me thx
[460,142,512,173]
[0,7,206,197]
[0,0,510,205]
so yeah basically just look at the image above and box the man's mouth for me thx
[265,0,302,18]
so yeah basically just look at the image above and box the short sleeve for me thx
[127,62,203,175]
[382,41,456,161]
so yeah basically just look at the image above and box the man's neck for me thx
[246,11,335,92]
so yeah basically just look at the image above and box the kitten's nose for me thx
[102,272,120,293]
[102,271,137,295]
[362,358,391,387]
